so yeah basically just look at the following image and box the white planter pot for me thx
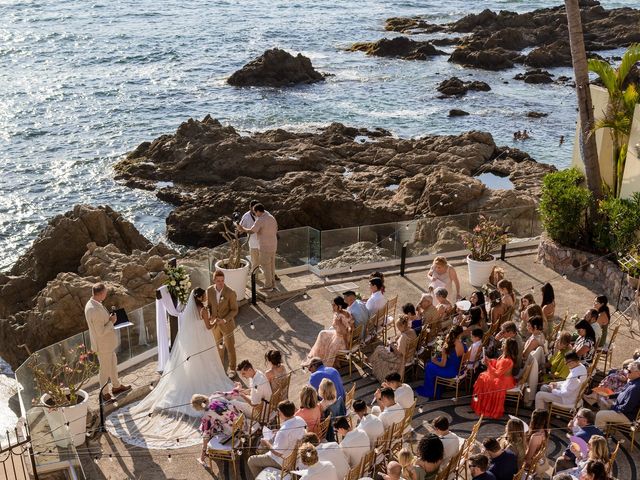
[466,255,496,287]
[214,259,250,301]
[41,389,89,448]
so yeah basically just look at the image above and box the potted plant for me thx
[31,344,98,447]
[462,215,509,286]
[214,217,250,300]
[620,246,640,290]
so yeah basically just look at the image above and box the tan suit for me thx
[206,284,239,371]
[84,298,121,392]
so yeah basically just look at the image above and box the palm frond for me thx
[617,43,640,88]
[588,59,617,94]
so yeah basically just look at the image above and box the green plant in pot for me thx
[462,215,510,287]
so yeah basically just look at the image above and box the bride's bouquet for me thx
[164,264,191,305]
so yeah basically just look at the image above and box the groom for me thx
[207,270,239,379]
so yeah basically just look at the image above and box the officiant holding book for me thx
[84,282,131,402]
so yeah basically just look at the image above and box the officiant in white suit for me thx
[84,283,131,401]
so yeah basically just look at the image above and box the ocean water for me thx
[0,0,633,272]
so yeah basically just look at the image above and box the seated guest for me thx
[307,357,345,400]
[469,454,496,480]
[497,279,516,311]
[553,408,603,474]
[595,360,640,429]
[520,304,545,339]
[375,387,405,429]
[470,290,489,325]
[397,448,418,480]
[415,433,445,480]
[427,256,461,301]
[494,321,524,368]
[297,442,339,480]
[318,378,346,442]
[305,297,354,368]
[247,400,306,477]
[334,416,369,468]
[264,349,289,396]
[370,271,386,292]
[467,328,484,375]
[584,356,639,408]
[369,315,417,382]
[343,290,368,334]
[471,338,519,418]
[300,433,348,479]
[429,415,461,466]
[500,418,526,468]
[296,385,322,435]
[524,410,549,475]
[191,393,240,466]
[519,294,536,324]
[482,437,517,480]
[353,399,384,447]
[365,278,386,315]
[403,302,423,333]
[584,309,602,346]
[488,289,506,326]
[544,331,573,381]
[554,435,609,479]
[434,287,454,322]
[578,460,609,480]
[231,359,272,417]
[540,282,556,336]
[464,306,486,332]
[573,319,597,363]
[535,351,587,410]
[416,325,465,400]
[522,315,546,359]
[382,372,415,409]
[417,293,439,328]
[593,295,611,348]
[383,461,404,480]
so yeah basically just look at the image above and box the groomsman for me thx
[207,270,239,379]
[84,283,130,401]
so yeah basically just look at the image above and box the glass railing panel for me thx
[405,213,471,258]
[276,227,309,269]
[318,226,359,269]
[178,255,212,291]
[127,302,158,359]
[309,228,321,266]
[354,222,400,263]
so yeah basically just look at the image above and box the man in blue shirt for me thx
[308,357,345,400]
[554,408,603,473]
[469,454,496,480]
[595,360,640,429]
[343,290,369,337]
[482,438,517,480]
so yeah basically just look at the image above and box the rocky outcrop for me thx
[449,109,470,117]
[514,69,554,84]
[115,116,555,249]
[437,77,491,96]
[227,48,325,87]
[527,111,548,118]
[374,2,640,70]
[0,206,176,368]
[348,37,446,60]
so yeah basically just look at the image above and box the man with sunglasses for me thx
[595,360,640,429]
[553,408,602,474]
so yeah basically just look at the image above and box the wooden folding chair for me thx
[255,439,301,480]
[317,415,331,441]
[549,311,568,344]
[607,441,621,475]
[246,402,264,448]
[344,383,356,412]
[547,373,592,426]
[400,335,421,383]
[505,360,533,416]
[359,450,375,478]
[336,324,364,377]
[383,295,399,342]
[596,324,619,373]
[519,435,548,480]
[207,413,245,479]
[457,415,483,480]
[364,309,384,344]
[260,387,284,428]
[373,423,396,474]
[606,407,640,451]
[434,350,471,399]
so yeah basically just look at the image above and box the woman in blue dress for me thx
[416,325,465,399]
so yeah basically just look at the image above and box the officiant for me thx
[84,283,131,401]
[207,270,239,379]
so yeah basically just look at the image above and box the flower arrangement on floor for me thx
[31,344,98,408]
[462,215,510,261]
[164,264,191,305]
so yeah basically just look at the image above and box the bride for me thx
[106,287,234,449]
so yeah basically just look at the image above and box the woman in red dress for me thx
[471,338,519,418]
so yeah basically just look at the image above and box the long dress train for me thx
[106,291,234,449]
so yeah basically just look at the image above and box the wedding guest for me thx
[353,399,385,447]
[299,433,349,480]
[417,293,439,327]
[238,199,261,278]
[545,331,573,381]
[375,387,405,429]
[415,433,444,480]
[192,393,240,466]
[467,328,484,375]
[319,378,346,442]
[403,303,423,333]
[397,448,418,480]
[305,296,354,368]
[231,359,272,417]
[500,418,527,468]
[580,460,609,480]
[584,357,638,407]
[553,408,603,474]
[540,282,556,322]
[334,415,369,468]
[384,461,404,480]
[264,349,289,396]
[524,410,549,474]
[595,360,640,429]
[434,287,454,322]
[370,271,386,293]
[298,442,339,480]
[488,290,506,326]
[555,435,609,479]
[522,316,546,359]
[520,303,545,338]
[366,278,386,315]
[482,437,517,480]
[207,270,239,378]
[237,203,278,291]
[307,357,345,401]
[468,454,496,480]
[84,282,131,401]
[381,372,415,409]
[535,351,587,410]
[519,294,536,324]
[296,385,323,435]
[494,321,524,368]
[248,400,306,477]
[343,290,369,333]
[429,415,461,466]
[470,290,489,324]
[369,315,417,382]
[593,295,611,347]
[584,309,602,346]
[427,256,460,301]
[497,279,515,310]
[416,325,465,400]
[573,319,596,363]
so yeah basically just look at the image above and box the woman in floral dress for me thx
[305,297,354,368]
[191,393,241,466]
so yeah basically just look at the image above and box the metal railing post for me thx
[400,241,408,277]
[98,378,111,433]
[251,266,260,306]
[500,226,511,261]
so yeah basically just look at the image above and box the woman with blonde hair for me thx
[318,378,346,441]
[555,435,609,479]
[369,315,418,382]
[428,256,461,301]
[397,447,417,480]
[500,418,527,468]
[295,385,322,435]
[298,442,339,480]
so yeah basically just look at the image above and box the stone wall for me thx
[537,235,640,313]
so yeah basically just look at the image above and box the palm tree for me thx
[588,44,640,198]
[565,0,603,200]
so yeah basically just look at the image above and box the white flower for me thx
[170,281,176,286]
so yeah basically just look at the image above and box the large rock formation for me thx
[348,37,446,60]
[437,77,491,96]
[115,116,555,249]
[0,205,175,368]
[227,48,326,87]
[374,2,640,70]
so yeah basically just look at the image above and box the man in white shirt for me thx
[238,200,261,277]
[231,359,272,417]
[535,352,588,410]
[248,401,306,477]
[334,416,370,468]
[376,387,405,429]
[365,278,386,315]
[429,415,461,466]
[382,372,415,409]
[353,399,384,448]
[237,203,279,291]
[300,433,349,479]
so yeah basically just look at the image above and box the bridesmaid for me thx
[416,325,465,400]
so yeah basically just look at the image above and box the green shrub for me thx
[595,192,640,254]
[539,168,592,247]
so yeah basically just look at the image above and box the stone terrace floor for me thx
[73,248,640,479]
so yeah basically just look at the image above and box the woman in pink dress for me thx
[305,296,354,368]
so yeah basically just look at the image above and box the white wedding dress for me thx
[106,291,234,449]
